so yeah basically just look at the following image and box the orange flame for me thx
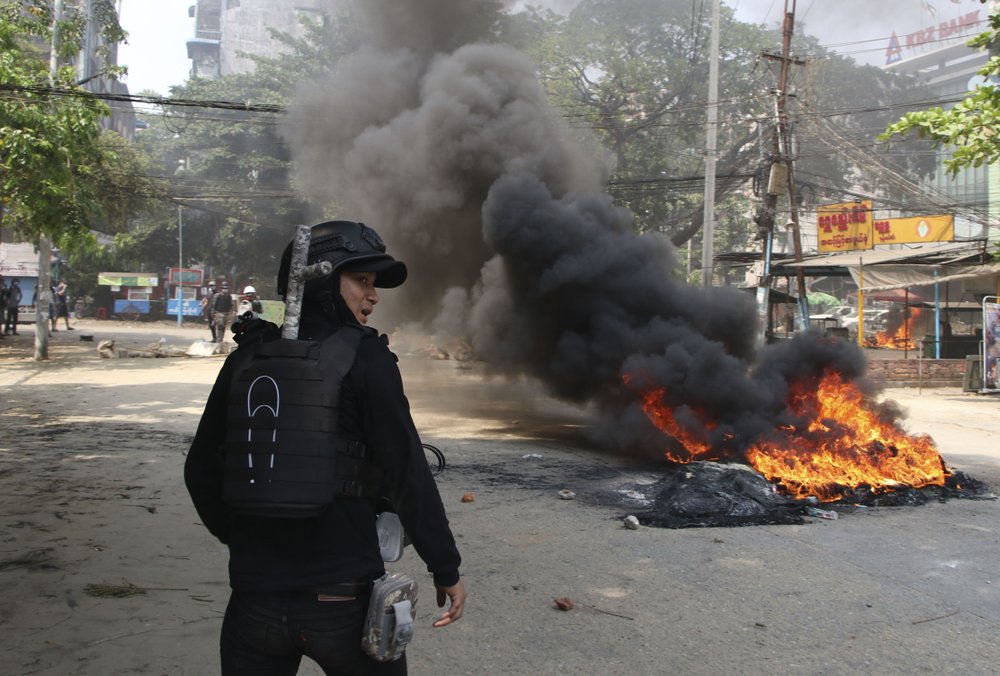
[869,308,922,350]
[633,387,714,462]
[629,370,948,502]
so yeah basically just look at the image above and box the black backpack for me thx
[222,326,377,517]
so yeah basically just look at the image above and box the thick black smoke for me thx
[476,172,870,458]
[282,0,879,460]
[284,2,604,320]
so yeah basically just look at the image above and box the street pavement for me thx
[1,319,999,675]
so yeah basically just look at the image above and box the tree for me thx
[0,1,156,357]
[880,0,999,177]
[2,6,96,239]
[527,0,766,243]
[125,12,357,294]
[126,3,517,294]
[520,0,937,264]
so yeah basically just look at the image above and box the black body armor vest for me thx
[222,326,376,517]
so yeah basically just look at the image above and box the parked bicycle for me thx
[74,297,93,319]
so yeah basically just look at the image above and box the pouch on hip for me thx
[361,572,418,662]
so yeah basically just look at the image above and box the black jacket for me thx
[212,291,233,313]
[184,316,461,592]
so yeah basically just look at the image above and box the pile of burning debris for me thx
[626,461,993,529]
[272,0,991,531]
[621,369,995,528]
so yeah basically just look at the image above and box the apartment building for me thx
[186,0,327,79]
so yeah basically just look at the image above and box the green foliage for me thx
[880,0,999,177]
[0,0,149,244]
[126,10,350,293]
[522,0,764,243]
[58,231,116,301]
[518,0,935,250]
[112,0,949,289]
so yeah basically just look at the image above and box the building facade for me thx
[78,5,136,142]
[883,7,996,245]
[187,0,328,80]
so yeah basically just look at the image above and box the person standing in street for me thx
[4,279,22,335]
[202,284,217,342]
[185,219,466,675]
[211,283,233,343]
[0,275,6,339]
[54,280,72,330]
[237,285,263,317]
[47,284,56,335]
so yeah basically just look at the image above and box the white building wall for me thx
[218,0,327,77]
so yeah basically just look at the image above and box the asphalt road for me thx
[1,318,999,675]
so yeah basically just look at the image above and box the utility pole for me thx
[177,204,184,327]
[700,0,720,288]
[755,0,809,346]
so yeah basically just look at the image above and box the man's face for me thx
[339,270,379,325]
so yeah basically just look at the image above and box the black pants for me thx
[213,311,228,342]
[4,307,17,333]
[221,589,407,676]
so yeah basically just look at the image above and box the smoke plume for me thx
[282,0,878,460]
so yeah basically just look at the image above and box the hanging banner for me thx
[984,298,1000,392]
[872,215,954,245]
[0,242,48,277]
[817,200,873,252]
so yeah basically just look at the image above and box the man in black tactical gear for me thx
[185,220,466,675]
[202,284,217,341]
[211,283,234,343]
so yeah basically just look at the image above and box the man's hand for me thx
[433,580,466,627]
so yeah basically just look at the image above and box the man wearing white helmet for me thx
[237,285,263,317]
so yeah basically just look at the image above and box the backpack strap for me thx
[319,326,381,499]
[320,325,364,381]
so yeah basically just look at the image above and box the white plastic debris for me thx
[805,507,838,520]
[187,340,225,357]
[558,489,576,500]
[623,515,640,530]
[522,453,543,459]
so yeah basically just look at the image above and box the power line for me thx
[4,57,987,224]
[0,82,286,114]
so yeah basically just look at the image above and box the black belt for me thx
[314,578,372,598]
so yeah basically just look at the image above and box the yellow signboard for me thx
[872,215,953,245]
[98,273,159,287]
[817,200,873,252]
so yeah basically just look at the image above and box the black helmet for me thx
[276,220,407,295]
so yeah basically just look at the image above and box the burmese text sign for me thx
[817,201,873,252]
[872,215,953,245]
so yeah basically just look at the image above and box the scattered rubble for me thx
[553,597,574,611]
[97,339,190,359]
[94,337,231,359]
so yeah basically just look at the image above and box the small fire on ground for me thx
[627,370,948,503]
[866,307,922,351]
